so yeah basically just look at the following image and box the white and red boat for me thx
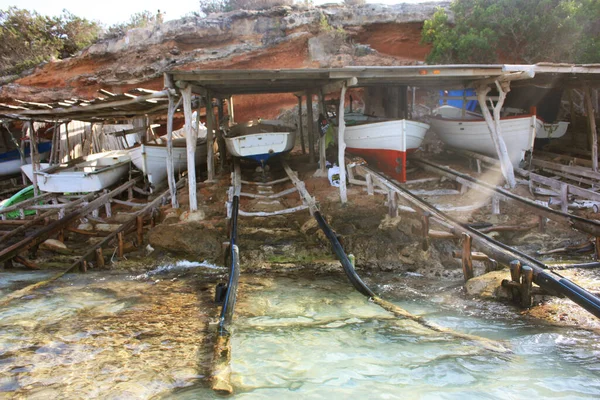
[430,105,539,167]
[344,119,430,182]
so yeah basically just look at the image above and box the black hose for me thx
[219,195,240,336]
[314,211,375,298]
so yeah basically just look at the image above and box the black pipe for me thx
[314,211,374,298]
[361,164,600,319]
[218,195,240,336]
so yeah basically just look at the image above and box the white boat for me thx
[129,138,208,186]
[344,119,430,182]
[536,121,569,139]
[430,105,539,167]
[21,150,131,193]
[224,120,296,166]
[0,142,52,177]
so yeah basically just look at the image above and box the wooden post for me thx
[181,86,198,211]
[583,86,598,172]
[216,98,226,172]
[205,93,215,182]
[316,90,327,176]
[65,122,71,162]
[227,96,235,124]
[166,91,181,208]
[80,260,87,273]
[117,231,124,258]
[461,233,474,282]
[337,83,348,203]
[49,121,58,165]
[297,95,306,154]
[520,265,534,308]
[95,247,105,269]
[387,190,398,217]
[509,260,522,303]
[366,173,374,195]
[27,122,40,198]
[136,215,144,245]
[421,212,430,251]
[560,182,569,214]
[538,215,546,233]
[491,197,500,214]
[306,91,315,164]
[476,83,516,188]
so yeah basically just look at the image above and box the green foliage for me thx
[0,7,101,75]
[104,11,156,39]
[421,0,600,64]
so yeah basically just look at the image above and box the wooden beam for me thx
[181,86,198,211]
[205,92,215,182]
[337,81,348,204]
[476,82,516,188]
[166,93,181,208]
[584,85,599,172]
[296,95,305,154]
[306,91,315,164]
[315,90,327,177]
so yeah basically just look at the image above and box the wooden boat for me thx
[224,120,296,166]
[536,121,569,139]
[344,119,430,182]
[0,185,36,219]
[21,150,131,193]
[0,142,52,177]
[129,138,208,186]
[430,105,539,167]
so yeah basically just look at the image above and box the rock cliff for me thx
[0,2,448,119]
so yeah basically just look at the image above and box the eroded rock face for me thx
[148,220,224,262]
[0,3,449,104]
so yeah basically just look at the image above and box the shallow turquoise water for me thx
[1,267,599,399]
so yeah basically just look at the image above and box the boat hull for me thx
[430,111,537,167]
[21,151,131,193]
[225,131,296,165]
[344,119,430,182]
[129,141,208,186]
[0,142,52,177]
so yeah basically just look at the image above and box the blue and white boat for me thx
[0,141,52,177]
[224,120,296,166]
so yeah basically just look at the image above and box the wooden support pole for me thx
[317,90,327,175]
[181,86,198,211]
[366,173,374,195]
[491,197,500,215]
[80,260,87,273]
[337,82,348,203]
[227,96,234,124]
[104,190,112,218]
[95,247,105,269]
[387,190,397,217]
[584,86,598,172]
[117,232,124,258]
[509,260,522,303]
[461,233,474,282]
[216,98,227,172]
[136,215,144,246]
[306,91,315,164]
[205,92,216,182]
[538,215,546,233]
[166,92,182,208]
[421,212,430,251]
[560,183,569,214]
[27,121,40,198]
[297,95,305,154]
[520,265,534,308]
[64,122,71,162]
[476,83,516,188]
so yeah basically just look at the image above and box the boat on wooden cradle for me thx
[344,119,430,183]
[0,141,52,177]
[129,125,208,186]
[430,105,539,167]
[224,120,296,166]
[21,150,131,193]
[536,121,569,139]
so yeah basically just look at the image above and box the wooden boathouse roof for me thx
[1,63,599,121]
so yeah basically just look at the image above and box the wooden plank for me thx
[337,82,348,203]
[532,158,600,181]
[181,86,198,211]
